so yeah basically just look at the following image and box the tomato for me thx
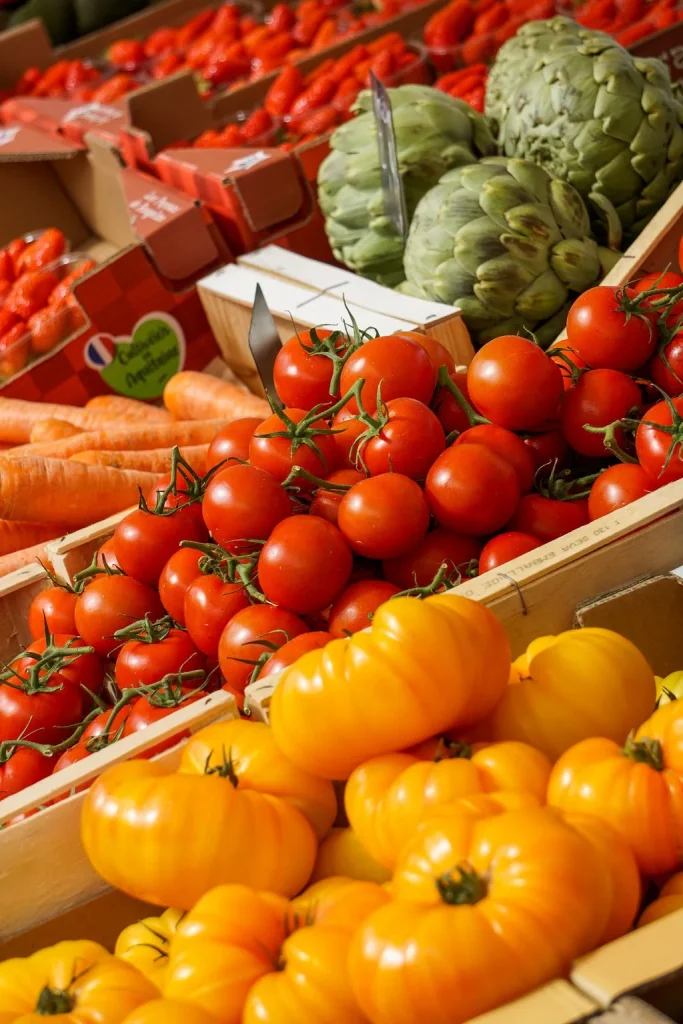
[636,396,683,484]
[631,270,683,317]
[340,335,437,413]
[328,580,400,637]
[120,998,222,1023]
[507,493,589,542]
[250,408,338,483]
[649,332,683,396]
[83,706,132,745]
[205,416,264,472]
[24,633,104,697]
[425,445,520,536]
[523,429,570,471]
[28,585,77,639]
[184,574,250,657]
[0,745,52,797]
[561,369,642,458]
[124,690,204,757]
[478,531,542,572]
[330,408,366,469]
[588,464,654,520]
[258,516,353,615]
[467,337,564,431]
[311,827,392,885]
[359,397,445,479]
[394,330,454,374]
[566,286,657,371]
[115,623,206,690]
[0,663,84,745]
[273,328,339,408]
[454,424,536,493]
[432,370,472,436]
[261,631,333,678]
[203,464,292,551]
[309,469,365,526]
[97,537,121,571]
[218,604,309,702]
[158,547,203,624]
[638,873,683,928]
[52,741,90,775]
[338,474,430,559]
[382,528,481,589]
[113,507,205,587]
[116,908,183,989]
[74,576,164,657]
[270,595,510,779]
[549,341,588,391]
[145,473,207,536]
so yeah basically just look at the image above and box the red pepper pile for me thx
[424,0,556,69]
[572,0,683,46]
[435,63,488,111]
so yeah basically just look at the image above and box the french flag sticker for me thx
[84,334,117,370]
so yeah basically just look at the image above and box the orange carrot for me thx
[6,420,227,461]
[0,519,68,556]
[71,445,208,475]
[0,542,55,577]
[0,397,171,443]
[163,372,269,421]
[0,458,160,527]
[86,395,173,422]
[30,419,82,444]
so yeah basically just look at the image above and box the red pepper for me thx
[367,50,395,85]
[202,42,251,86]
[354,57,373,83]
[460,86,486,112]
[151,52,185,80]
[293,10,328,45]
[219,123,245,146]
[252,30,294,66]
[239,15,260,34]
[615,18,655,43]
[288,73,337,120]
[240,107,274,141]
[176,10,216,48]
[268,2,296,32]
[332,75,361,111]
[473,2,508,35]
[242,26,274,56]
[32,61,70,98]
[294,106,339,136]
[329,45,369,83]
[367,31,404,53]
[305,58,336,83]
[460,34,495,63]
[312,18,338,49]
[144,27,178,58]
[90,73,137,103]
[265,65,305,116]
[194,129,223,148]
[211,3,240,36]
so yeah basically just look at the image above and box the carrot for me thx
[71,445,209,475]
[0,397,170,444]
[0,458,160,527]
[0,519,67,555]
[86,395,174,422]
[6,420,227,461]
[0,542,55,578]
[163,372,270,422]
[30,419,82,444]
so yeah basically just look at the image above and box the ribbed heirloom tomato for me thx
[258,516,353,614]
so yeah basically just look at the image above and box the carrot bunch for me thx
[424,0,556,69]
[435,63,488,112]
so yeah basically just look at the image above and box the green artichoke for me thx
[401,157,621,346]
[318,85,496,287]
[486,17,683,239]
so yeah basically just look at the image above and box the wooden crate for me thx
[47,509,129,583]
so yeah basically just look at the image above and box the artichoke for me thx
[318,85,496,287]
[486,17,683,239]
[401,157,621,346]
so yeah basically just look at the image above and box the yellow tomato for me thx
[639,872,683,927]
[0,941,156,1024]
[311,828,391,886]
[115,909,183,988]
[656,671,683,705]
[271,594,511,779]
[121,1000,218,1024]
[488,627,656,760]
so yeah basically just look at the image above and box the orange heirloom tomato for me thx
[638,872,683,927]
[0,940,156,1023]
[311,827,391,885]
[345,739,551,869]
[121,1001,218,1024]
[270,594,510,779]
[349,809,609,1024]
[548,699,683,876]
[488,627,656,760]
[115,908,183,988]
[81,722,320,909]
[288,877,390,932]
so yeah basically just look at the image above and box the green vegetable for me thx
[73,0,149,36]
[486,17,683,240]
[401,157,621,346]
[318,84,496,286]
[8,0,77,45]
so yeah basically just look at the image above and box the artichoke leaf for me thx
[514,270,569,320]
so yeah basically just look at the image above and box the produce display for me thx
[572,0,683,46]
[434,61,488,110]
[423,0,555,69]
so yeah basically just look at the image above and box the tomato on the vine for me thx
[636,396,683,484]
[358,398,445,480]
[309,469,365,526]
[249,408,338,483]
[588,464,654,520]
[340,334,437,413]
[454,424,535,493]
[124,690,204,758]
[432,370,471,436]
[205,417,264,472]
[338,473,430,559]
[261,631,333,677]
[97,538,121,572]
[561,369,642,458]
[648,332,683,397]
[74,576,163,657]
[327,580,400,637]
[549,342,588,391]
[115,621,206,690]
[0,746,52,797]
[53,742,90,775]
[523,429,570,472]
[631,271,683,320]
[258,516,353,615]
[273,328,339,409]
[28,586,77,640]
[0,663,83,745]
[184,575,250,657]
[158,548,203,625]
[467,336,564,431]
[478,532,541,573]
[146,473,206,535]
[113,506,205,587]
[382,527,481,589]
[24,633,104,697]
[508,493,589,542]
[566,286,657,371]
[218,604,309,703]
[202,464,292,552]
[82,706,131,744]
[394,330,454,374]
[331,408,366,469]
[425,445,520,536]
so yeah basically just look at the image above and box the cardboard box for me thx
[197,244,475,394]
[0,124,228,402]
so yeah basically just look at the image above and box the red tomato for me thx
[394,330,454,374]
[478,531,542,573]
[425,445,520,536]
[549,342,588,391]
[507,494,589,542]
[205,417,264,472]
[648,332,683,397]
[273,328,339,409]
[113,507,205,587]
[339,335,437,413]
[74,576,163,657]
[28,586,77,640]
[359,398,445,479]
[0,666,83,745]
[566,286,657,371]
[97,538,121,572]
[309,469,365,526]
[115,625,206,690]
[588,464,654,520]
[432,370,472,436]
[123,690,204,758]
[145,473,206,535]
[382,528,481,589]
[158,547,203,625]
[454,424,535,493]
[631,271,683,317]
[202,464,292,552]
[560,369,642,458]
[82,706,131,745]
[52,742,90,776]
[467,337,564,431]
[184,574,250,656]
[24,633,104,697]
[250,408,338,483]
[523,429,571,472]
[328,580,400,637]
[261,631,333,677]
[331,408,366,469]
[258,516,353,615]
[338,473,430,559]
[218,605,308,703]
[636,397,683,484]
[0,746,52,798]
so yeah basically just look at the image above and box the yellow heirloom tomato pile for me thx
[3,590,683,1023]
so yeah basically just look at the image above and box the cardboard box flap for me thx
[0,19,53,87]
[466,980,598,1024]
[0,161,90,248]
[0,123,81,159]
[1,97,130,141]
[124,71,213,157]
